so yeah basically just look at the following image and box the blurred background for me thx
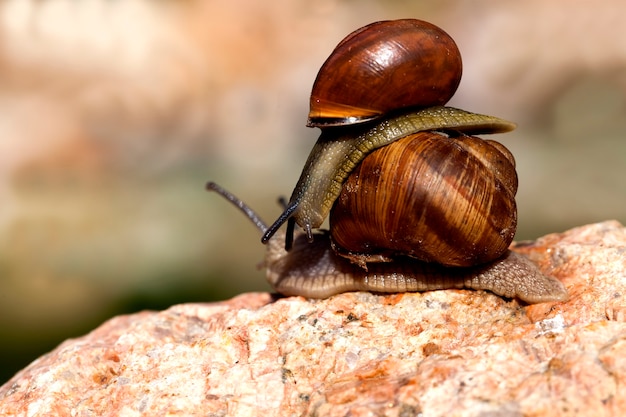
[0,0,624,384]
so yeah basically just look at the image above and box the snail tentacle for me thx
[206,181,268,234]
[261,200,299,244]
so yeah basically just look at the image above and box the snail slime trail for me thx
[206,19,568,304]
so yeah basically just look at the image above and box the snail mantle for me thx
[2,221,626,416]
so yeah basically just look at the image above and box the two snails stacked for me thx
[207,19,568,303]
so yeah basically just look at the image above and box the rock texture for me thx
[1,221,626,417]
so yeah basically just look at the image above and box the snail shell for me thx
[330,131,518,268]
[308,19,462,127]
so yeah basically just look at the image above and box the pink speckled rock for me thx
[1,221,626,416]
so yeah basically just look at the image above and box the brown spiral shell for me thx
[307,19,463,127]
[329,131,518,267]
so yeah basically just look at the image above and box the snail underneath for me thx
[206,19,568,304]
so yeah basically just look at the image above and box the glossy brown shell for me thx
[329,131,518,267]
[307,19,463,127]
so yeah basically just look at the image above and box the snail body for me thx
[265,230,566,303]
[206,182,568,304]
[206,18,568,303]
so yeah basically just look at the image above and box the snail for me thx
[260,19,516,246]
[206,19,568,303]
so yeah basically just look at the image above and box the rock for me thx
[1,221,626,416]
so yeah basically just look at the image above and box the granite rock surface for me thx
[1,221,625,417]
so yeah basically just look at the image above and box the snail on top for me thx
[207,19,568,304]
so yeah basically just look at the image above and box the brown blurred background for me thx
[0,0,624,383]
